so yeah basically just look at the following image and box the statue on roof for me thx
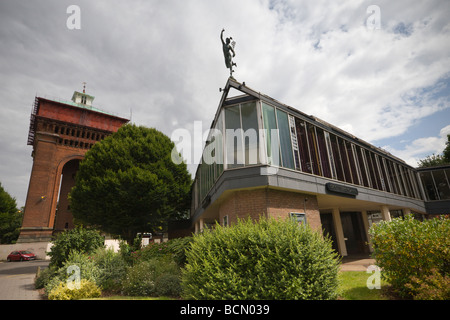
[221,29,237,78]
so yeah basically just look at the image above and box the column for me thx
[381,205,391,222]
[332,208,347,256]
[361,210,373,252]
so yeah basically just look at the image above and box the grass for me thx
[338,271,390,300]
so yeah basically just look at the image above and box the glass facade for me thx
[419,168,450,201]
[193,99,425,211]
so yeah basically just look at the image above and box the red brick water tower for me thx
[18,88,129,242]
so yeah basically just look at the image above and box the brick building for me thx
[18,89,128,242]
[189,78,449,256]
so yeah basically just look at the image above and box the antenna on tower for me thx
[82,82,87,93]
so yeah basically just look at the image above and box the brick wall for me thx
[218,187,321,231]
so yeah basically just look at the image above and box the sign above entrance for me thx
[325,183,358,197]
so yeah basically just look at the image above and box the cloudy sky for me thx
[0,0,449,207]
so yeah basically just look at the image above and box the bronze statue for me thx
[221,29,236,77]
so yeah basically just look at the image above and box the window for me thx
[295,118,312,174]
[338,137,352,183]
[316,128,332,178]
[262,103,281,166]
[306,123,320,175]
[289,115,301,171]
[432,169,450,200]
[225,105,244,168]
[346,142,359,185]
[324,131,338,180]
[290,212,307,224]
[241,102,260,166]
[355,146,370,187]
[276,109,295,169]
[223,215,229,227]
[330,134,345,182]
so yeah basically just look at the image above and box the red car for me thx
[7,250,36,262]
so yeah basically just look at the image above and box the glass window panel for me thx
[374,155,387,191]
[386,160,399,195]
[316,128,332,178]
[408,169,421,199]
[370,153,382,190]
[288,115,301,171]
[276,109,295,170]
[400,166,412,197]
[338,137,353,183]
[324,131,338,179]
[419,171,439,200]
[262,103,281,166]
[306,123,320,175]
[215,111,224,177]
[355,146,370,187]
[240,102,260,166]
[432,169,450,200]
[379,157,391,193]
[393,163,405,195]
[346,142,360,185]
[330,134,345,181]
[295,118,312,174]
[225,105,244,169]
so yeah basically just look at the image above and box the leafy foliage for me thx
[47,227,105,268]
[48,279,101,300]
[121,256,182,297]
[0,182,21,244]
[369,215,450,298]
[69,124,192,243]
[182,217,341,300]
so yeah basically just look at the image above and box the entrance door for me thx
[320,213,338,253]
[340,212,368,255]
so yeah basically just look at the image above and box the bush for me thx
[48,279,101,300]
[181,217,341,300]
[43,250,101,297]
[134,237,193,267]
[121,256,182,297]
[92,247,128,293]
[47,227,105,268]
[369,215,450,298]
[406,268,450,300]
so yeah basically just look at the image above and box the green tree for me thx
[0,182,21,244]
[418,134,450,168]
[69,124,191,244]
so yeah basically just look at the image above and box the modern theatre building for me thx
[188,78,449,256]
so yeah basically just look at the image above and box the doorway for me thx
[340,212,369,255]
[320,213,338,253]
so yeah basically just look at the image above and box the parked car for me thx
[7,250,36,262]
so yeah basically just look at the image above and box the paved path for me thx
[340,256,377,271]
[0,260,49,300]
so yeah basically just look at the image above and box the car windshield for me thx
[20,251,32,254]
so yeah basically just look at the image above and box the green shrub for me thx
[134,237,193,267]
[369,215,450,298]
[43,250,101,297]
[47,227,105,268]
[121,256,182,297]
[91,247,128,293]
[48,279,101,300]
[181,217,341,300]
[406,268,450,300]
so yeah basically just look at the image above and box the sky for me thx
[0,0,449,208]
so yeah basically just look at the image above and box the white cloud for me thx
[383,125,450,166]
